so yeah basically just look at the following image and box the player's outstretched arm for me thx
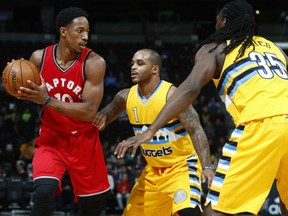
[178,104,214,187]
[92,88,130,130]
[114,128,155,159]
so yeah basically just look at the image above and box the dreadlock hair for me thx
[55,7,88,35]
[194,0,256,61]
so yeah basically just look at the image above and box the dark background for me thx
[1,0,287,31]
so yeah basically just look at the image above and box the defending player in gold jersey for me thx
[92,49,214,216]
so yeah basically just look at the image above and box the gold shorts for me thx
[123,154,202,216]
[206,115,288,214]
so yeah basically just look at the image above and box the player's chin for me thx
[131,77,138,84]
[78,45,86,52]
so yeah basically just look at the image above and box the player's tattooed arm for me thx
[97,88,130,127]
[178,105,212,168]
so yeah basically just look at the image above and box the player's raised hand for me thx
[114,128,155,158]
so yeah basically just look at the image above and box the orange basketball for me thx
[2,59,41,97]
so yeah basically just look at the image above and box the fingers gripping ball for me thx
[2,59,41,97]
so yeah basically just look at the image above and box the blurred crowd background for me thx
[0,0,287,215]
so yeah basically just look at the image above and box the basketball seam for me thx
[8,61,16,94]
[20,59,24,90]
[26,60,37,83]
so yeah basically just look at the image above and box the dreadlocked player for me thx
[114,0,288,215]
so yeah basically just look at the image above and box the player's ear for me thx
[222,17,227,25]
[152,65,159,75]
[59,27,66,37]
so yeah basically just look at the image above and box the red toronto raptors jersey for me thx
[39,44,94,134]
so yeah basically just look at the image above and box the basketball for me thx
[2,59,41,97]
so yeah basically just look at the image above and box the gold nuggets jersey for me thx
[213,36,288,126]
[126,80,195,167]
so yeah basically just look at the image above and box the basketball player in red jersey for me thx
[18,7,111,216]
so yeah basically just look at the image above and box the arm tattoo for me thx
[178,105,212,168]
[100,88,129,124]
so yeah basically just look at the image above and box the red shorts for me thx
[33,125,110,197]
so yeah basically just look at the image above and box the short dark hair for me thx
[55,7,88,34]
[141,48,162,70]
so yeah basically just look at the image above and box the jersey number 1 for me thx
[132,107,139,123]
